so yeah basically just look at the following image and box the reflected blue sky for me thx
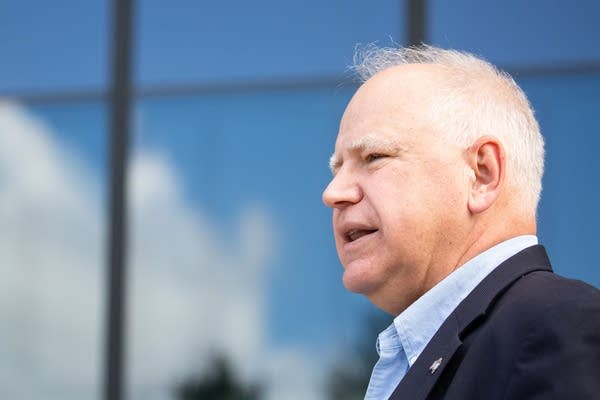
[27,102,108,179]
[430,0,600,65]
[0,0,109,92]
[3,1,600,92]
[136,0,402,85]
[522,74,600,286]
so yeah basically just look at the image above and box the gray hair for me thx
[351,44,545,214]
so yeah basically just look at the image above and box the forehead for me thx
[336,64,443,151]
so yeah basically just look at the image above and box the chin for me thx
[342,267,380,295]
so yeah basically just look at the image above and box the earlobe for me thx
[467,136,505,214]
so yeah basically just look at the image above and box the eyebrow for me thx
[328,134,406,173]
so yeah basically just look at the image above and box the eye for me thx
[365,153,387,163]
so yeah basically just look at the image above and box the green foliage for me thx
[174,355,262,400]
[326,310,391,400]
[174,311,389,400]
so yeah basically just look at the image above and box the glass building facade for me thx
[1,1,599,399]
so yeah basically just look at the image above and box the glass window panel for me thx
[128,87,387,400]
[0,100,107,399]
[429,0,600,67]
[519,73,600,288]
[135,0,403,86]
[0,0,109,93]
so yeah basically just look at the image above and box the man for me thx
[322,45,600,399]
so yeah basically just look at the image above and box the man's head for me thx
[322,45,545,314]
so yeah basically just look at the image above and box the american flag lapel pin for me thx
[429,357,443,374]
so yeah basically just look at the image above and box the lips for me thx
[335,217,379,246]
[345,228,378,242]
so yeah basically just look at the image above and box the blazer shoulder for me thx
[487,270,600,332]
[494,273,600,399]
[496,270,600,314]
[444,271,600,400]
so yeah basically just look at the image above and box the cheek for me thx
[376,177,450,242]
[366,166,450,234]
[433,166,469,211]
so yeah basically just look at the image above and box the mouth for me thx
[344,228,378,243]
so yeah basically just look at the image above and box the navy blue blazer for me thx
[389,245,600,400]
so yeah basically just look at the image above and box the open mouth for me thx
[345,228,378,243]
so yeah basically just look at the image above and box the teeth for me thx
[347,230,356,241]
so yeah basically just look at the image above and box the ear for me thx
[467,136,505,214]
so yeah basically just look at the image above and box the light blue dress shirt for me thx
[364,235,538,400]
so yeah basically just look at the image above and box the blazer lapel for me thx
[388,245,552,400]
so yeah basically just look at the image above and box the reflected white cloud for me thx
[0,101,103,400]
[127,149,270,396]
[0,102,325,400]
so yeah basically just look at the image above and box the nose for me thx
[322,169,363,209]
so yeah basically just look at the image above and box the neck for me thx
[453,212,536,272]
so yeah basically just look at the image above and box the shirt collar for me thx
[392,235,538,367]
